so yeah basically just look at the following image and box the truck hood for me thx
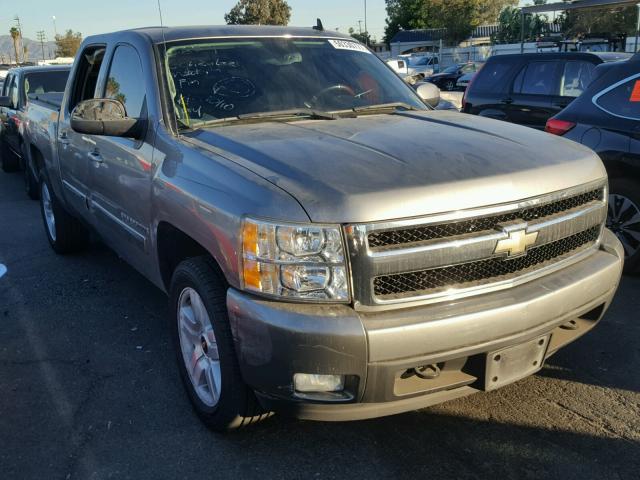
[186,111,606,223]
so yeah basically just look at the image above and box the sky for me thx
[3,0,390,43]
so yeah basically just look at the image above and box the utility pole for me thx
[52,15,58,39]
[37,31,47,62]
[358,20,363,35]
[364,0,368,46]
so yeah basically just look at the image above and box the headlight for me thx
[241,218,350,302]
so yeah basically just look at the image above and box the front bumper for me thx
[227,229,624,421]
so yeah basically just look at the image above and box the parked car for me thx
[462,52,631,129]
[0,65,71,196]
[456,71,474,89]
[425,62,483,91]
[30,25,622,432]
[387,55,439,82]
[545,54,640,271]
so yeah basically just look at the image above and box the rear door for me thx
[506,60,561,129]
[89,43,154,262]
[57,45,107,219]
[553,60,597,112]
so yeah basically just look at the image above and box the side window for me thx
[471,61,512,94]
[561,61,596,98]
[69,45,106,111]
[104,45,145,118]
[8,76,18,109]
[594,76,640,120]
[2,74,12,96]
[514,61,557,96]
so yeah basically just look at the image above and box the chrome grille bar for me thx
[345,181,607,310]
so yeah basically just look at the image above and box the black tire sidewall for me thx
[169,259,249,424]
[608,177,640,273]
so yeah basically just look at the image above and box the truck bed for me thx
[27,92,63,110]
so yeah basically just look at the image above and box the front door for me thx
[89,43,154,272]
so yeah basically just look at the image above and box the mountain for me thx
[0,35,57,63]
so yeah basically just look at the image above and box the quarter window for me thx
[104,45,145,118]
[560,61,595,98]
[594,75,640,120]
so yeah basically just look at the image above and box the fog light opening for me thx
[294,373,345,393]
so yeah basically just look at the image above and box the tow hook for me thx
[415,364,441,379]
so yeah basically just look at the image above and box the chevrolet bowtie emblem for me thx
[494,228,539,257]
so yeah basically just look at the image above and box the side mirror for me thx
[70,98,144,138]
[416,82,440,108]
[0,96,12,108]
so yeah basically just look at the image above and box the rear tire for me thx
[24,155,39,200]
[39,172,89,254]
[169,256,266,432]
[0,141,20,173]
[607,177,640,273]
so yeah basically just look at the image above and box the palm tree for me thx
[10,27,20,64]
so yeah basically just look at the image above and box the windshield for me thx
[442,65,460,74]
[163,37,426,128]
[24,70,69,97]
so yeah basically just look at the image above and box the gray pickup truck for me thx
[29,25,623,431]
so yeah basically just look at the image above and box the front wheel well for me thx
[29,144,45,174]
[157,222,216,291]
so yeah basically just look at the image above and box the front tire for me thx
[39,173,89,254]
[607,178,640,273]
[169,257,265,431]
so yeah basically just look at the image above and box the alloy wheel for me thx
[41,182,56,242]
[177,287,222,407]
[607,193,640,258]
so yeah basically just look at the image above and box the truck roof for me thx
[84,24,351,45]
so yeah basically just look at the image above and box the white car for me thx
[387,55,439,82]
[456,71,475,89]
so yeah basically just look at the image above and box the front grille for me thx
[368,188,604,248]
[373,226,600,298]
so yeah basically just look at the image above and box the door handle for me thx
[500,98,513,105]
[58,131,70,145]
[88,150,103,164]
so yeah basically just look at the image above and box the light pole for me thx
[52,15,58,39]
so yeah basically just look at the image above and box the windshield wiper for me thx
[196,108,336,127]
[332,102,421,117]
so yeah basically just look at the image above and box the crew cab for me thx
[31,26,623,432]
[0,66,70,191]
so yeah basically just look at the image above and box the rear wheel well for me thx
[157,222,214,291]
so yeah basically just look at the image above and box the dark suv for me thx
[546,54,640,271]
[462,52,630,129]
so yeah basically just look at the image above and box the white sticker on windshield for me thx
[328,39,371,54]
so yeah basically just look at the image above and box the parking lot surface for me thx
[1,170,639,480]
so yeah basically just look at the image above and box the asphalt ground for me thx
[1,169,639,479]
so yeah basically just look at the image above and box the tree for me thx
[384,0,517,45]
[349,27,371,45]
[55,30,82,57]
[493,6,549,44]
[9,27,20,64]
[225,0,291,26]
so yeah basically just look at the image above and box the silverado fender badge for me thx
[494,223,539,257]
